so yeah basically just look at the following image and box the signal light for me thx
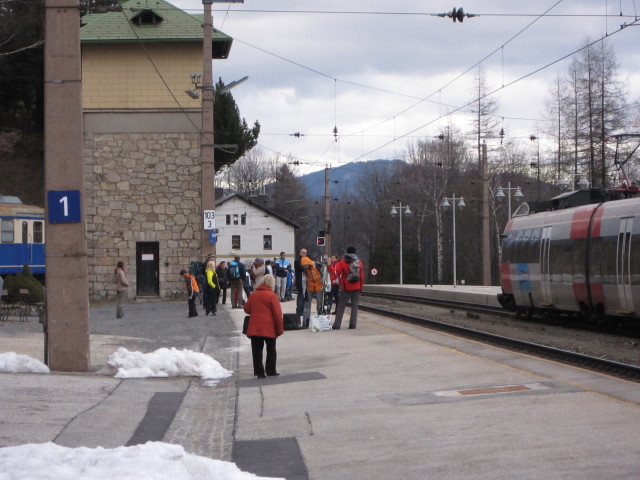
[316,237,325,247]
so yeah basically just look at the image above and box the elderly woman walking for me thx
[243,274,284,378]
[114,261,129,318]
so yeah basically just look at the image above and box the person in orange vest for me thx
[301,253,324,328]
[180,269,200,318]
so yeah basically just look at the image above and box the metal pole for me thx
[507,181,512,219]
[452,194,457,288]
[399,201,403,285]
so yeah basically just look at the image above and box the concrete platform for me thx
[1,297,639,479]
[363,284,503,307]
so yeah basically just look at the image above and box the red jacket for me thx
[243,285,284,338]
[336,254,364,292]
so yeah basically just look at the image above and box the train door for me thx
[617,217,634,313]
[136,242,159,297]
[540,226,553,305]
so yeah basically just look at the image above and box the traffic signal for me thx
[316,236,325,247]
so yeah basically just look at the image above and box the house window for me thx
[241,213,247,225]
[263,235,272,250]
[226,215,231,225]
[232,235,241,250]
[233,214,239,225]
[1,219,14,243]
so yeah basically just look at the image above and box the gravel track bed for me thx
[361,297,640,367]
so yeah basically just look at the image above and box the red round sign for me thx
[370,268,378,276]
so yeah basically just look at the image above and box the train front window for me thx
[1,219,13,243]
[34,222,43,244]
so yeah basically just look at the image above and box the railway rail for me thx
[359,294,640,383]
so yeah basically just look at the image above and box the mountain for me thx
[298,159,404,199]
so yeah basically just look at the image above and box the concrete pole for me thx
[481,142,491,285]
[323,166,331,256]
[44,0,90,371]
[201,0,215,258]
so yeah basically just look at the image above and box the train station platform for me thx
[363,283,503,307]
[1,297,640,479]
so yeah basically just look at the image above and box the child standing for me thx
[180,269,200,318]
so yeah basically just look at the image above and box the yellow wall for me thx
[82,43,202,109]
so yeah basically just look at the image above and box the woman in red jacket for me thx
[243,274,284,378]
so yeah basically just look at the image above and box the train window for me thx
[602,236,616,285]
[33,221,43,244]
[22,221,28,243]
[573,238,585,282]
[589,237,603,284]
[632,234,640,285]
[1,219,13,243]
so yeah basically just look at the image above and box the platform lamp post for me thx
[495,182,524,219]
[441,194,465,287]
[558,173,590,190]
[390,201,412,285]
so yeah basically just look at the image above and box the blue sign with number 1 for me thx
[48,190,82,223]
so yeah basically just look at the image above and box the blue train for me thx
[0,196,45,277]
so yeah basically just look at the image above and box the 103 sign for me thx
[203,210,216,230]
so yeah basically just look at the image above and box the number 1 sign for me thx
[48,190,82,223]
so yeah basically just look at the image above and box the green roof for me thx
[81,0,233,58]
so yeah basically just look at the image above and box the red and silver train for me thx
[498,189,639,323]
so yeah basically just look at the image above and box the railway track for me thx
[359,296,640,383]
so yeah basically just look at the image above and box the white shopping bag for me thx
[310,314,333,332]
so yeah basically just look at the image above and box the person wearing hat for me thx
[203,254,219,316]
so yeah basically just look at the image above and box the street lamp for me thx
[390,201,412,285]
[558,173,589,190]
[495,182,524,218]
[441,194,465,287]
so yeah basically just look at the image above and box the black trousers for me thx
[250,336,277,376]
[203,286,218,314]
[187,295,198,317]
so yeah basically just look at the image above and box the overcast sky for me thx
[171,0,640,174]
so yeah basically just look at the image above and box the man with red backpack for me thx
[332,246,364,330]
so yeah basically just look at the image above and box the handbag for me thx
[242,315,250,334]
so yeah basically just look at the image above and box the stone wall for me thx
[84,132,202,301]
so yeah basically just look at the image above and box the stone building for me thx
[80,0,232,300]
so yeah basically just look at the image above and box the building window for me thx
[263,235,272,250]
[232,235,241,250]
[233,214,239,225]
[33,221,43,244]
[1,219,14,243]
[241,213,247,225]
[226,215,231,225]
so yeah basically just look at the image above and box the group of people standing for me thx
[179,255,234,318]
[294,245,364,330]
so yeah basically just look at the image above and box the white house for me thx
[215,193,299,265]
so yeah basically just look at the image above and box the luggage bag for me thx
[283,313,302,330]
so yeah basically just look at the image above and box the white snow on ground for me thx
[0,352,49,373]
[0,442,283,480]
[107,347,233,380]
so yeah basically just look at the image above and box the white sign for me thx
[203,210,216,230]
[142,254,154,261]
[371,268,378,276]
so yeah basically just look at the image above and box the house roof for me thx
[80,0,233,59]
[216,192,301,230]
